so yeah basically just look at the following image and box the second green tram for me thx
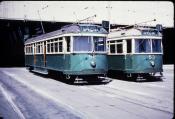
[107,25,163,80]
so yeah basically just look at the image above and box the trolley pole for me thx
[37,10,45,34]
[37,5,48,34]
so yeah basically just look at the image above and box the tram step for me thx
[32,69,48,75]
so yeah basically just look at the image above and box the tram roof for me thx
[25,23,108,44]
[108,26,162,39]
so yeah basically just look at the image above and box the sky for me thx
[0,1,174,27]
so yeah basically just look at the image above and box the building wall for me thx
[162,28,174,64]
[0,19,174,67]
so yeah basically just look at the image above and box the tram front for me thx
[63,24,108,80]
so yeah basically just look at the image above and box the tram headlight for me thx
[90,61,96,68]
[150,60,155,67]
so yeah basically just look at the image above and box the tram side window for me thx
[29,45,33,54]
[59,37,63,52]
[26,46,28,54]
[25,47,27,53]
[30,45,33,53]
[110,44,115,53]
[40,43,42,53]
[116,40,123,53]
[40,43,43,53]
[135,39,151,53]
[35,43,41,53]
[65,36,70,52]
[25,46,28,54]
[110,41,116,53]
[126,39,132,53]
[47,41,50,53]
[54,42,58,52]
[37,43,43,53]
[152,39,161,52]
[47,43,50,53]
[51,43,54,52]
[94,37,106,51]
[59,42,63,52]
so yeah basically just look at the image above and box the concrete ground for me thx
[0,65,173,119]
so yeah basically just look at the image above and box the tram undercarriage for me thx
[126,72,163,82]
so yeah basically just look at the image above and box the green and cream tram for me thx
[107,25,163,80]
[25,24,108,81]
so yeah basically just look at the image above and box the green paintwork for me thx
[108,54,163,74]
[25,55,34,66]
[25,53,108,75]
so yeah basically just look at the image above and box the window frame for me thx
[25,44,33,55]
[133,38,163,54]
[35,42,43,54]
[93,36,106,52]
[46,37,64,54]
[107,36,163,55]
[152,39,162,53]
[72,35,107,54]
[108,39,124,55]
[25,33,107,55]
[134,38,152,53]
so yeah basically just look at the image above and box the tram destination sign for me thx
[142,30,159,36]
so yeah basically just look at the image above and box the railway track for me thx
[80,84,173,114]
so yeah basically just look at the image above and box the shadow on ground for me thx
[30,70,112,86]
[29,69,164,85]
[107,71,164,83]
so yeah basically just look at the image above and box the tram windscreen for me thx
[94,37,106,51]
[73,36,92,51]
[135,39,151,53]
[152,39,161,52]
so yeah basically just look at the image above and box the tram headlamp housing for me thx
[90,61,96,68]
[150,60,155,67]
